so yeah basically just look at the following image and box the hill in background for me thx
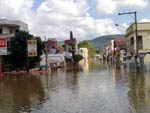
[89,34,125,49]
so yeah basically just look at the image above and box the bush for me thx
[72,54,83,62]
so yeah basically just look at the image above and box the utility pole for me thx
[44,36,48,70]
[118,11,139,70]
[26,37,30,73]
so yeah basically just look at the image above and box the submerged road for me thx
[0,61,150,113]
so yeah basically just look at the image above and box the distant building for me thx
[114,38,127,50]
[114,38,127,62]
[46,38,64,54]
[0,19,28,54]
[64,31,77,56]
[79,48,88,60]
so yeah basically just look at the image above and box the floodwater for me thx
[0,60,150,113]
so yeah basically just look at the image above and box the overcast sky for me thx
[0,0,150,41]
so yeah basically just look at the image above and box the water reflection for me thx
[1,62,150,113]
[0,75,46,113]
[128,71,150,113]
[112,65,128,86]
[79,60,89,73]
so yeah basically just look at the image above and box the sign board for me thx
[27,39,37,57]
[0,38,7,55]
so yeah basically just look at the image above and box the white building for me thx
[0,19,28,54]
[126,22,150,54]
[79,48,88,60]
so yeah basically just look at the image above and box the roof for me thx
[0,19,28,31]
[53,44,64,53]
[0,19,22,26]
[46,39,64,53]
[114,38,127,46]
[64,38,76,45]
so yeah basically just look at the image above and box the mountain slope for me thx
[89,34,125,49]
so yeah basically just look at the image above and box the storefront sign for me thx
[27,39,37,57]
[0,38,7,55]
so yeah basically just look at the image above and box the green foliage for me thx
[9,31,44,70]
[72,54,83,62]
[78,40,95,58]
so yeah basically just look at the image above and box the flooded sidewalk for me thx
[0,61,150,113]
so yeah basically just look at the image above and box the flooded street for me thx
[1,61,150,113]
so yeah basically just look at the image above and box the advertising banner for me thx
[27,39,37,57]
[0,38,7,55]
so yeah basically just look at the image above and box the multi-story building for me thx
[126,22,150,64]
[64,31,77,56]
[0,19,28,54]
[126,22,150,55]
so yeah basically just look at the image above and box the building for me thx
[114,38,127,50]
[126,22,150,64]
[64,31,77,56]
[114,38,127,62]
[46,38,64,54]
[0,19,28,54]
[79,48,88,61]
[126,22,150,55]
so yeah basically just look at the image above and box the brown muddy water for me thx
[0,61,150,113]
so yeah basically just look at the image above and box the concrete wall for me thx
[126,22,150,54]
[79,48,88,60]
[0,19,28,34]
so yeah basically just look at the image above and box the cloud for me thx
[0,0,34,20]
[28,0,119,41]
[96,0,117,15]
[124,0,148,8]
[140,18,150,22]
[95,0,148,15]
[0,0,120,41]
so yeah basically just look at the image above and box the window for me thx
[10,29,13,34]
[7,41,10,52]
[138,35,143,49]
[130,37,134,45]
[15,29,19,33]
[0,28,2,34]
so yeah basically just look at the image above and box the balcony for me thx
[0,33,15,38]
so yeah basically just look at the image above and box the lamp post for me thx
[118,11,139,70]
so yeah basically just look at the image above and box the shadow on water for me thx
[127,69,150,113]
[0,75,47,113]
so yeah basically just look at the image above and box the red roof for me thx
[47,40,57,48]
[114,38,127,46]
[46,40,64,53]
[64,38,76,45]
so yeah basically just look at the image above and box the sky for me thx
[0,0,150,41]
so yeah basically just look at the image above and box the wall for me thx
[126,22,150,53]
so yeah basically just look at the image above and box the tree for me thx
[78,40,95,58]
[72,54,83,63]
[9,31,44,70]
